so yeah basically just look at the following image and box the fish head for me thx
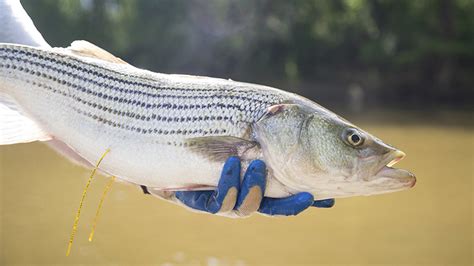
[254,103,416,199]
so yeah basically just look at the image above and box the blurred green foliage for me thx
[22,0,474,108]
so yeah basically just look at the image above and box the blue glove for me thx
[175,157,335,217]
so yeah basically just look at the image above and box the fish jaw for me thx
[310,171,416,200]
[319,149,417,199]
[373,166,416,188]
[365,148,416,190]
[307,156,416,200]
[368,149,416,192]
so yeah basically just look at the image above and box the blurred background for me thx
[1,0,473,265]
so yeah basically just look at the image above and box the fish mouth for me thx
[374,150,416,188]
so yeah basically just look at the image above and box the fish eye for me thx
[343,128,364,147]
[351,134,360,143]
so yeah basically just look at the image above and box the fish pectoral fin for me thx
[62,40,129,65]
[0,93,51,145]
[185,136,257,161]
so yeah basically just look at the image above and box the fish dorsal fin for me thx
[0,93,51,144]
[66,40,129,65]
[185,136,257,161]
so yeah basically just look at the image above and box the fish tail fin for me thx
[0,0,50,47]
[0,93,51,145]
[0,0,52,145]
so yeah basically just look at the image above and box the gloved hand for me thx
[173,157,335,217]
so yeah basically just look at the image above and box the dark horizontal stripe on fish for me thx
[0,59,265,115]
[71,106,228,136]
[25,79,237,124]
[0,48,278,104]
[19,77,233,137]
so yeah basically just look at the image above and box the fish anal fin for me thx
[186,136,258,161]
[65,40,129,65]
[145,186,217,200]
[0,93,51,145]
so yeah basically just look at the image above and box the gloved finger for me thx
[312,198,335,208]
[207,156,241,213]
[234,160,266,217]
[175,156,241,213]
[258,192,314,216]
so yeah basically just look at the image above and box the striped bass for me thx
[0,41,415,199]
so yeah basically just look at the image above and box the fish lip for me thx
[385,150,406,167]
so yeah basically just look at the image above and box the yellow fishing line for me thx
[66,149,110,257]
[88,175,116,242]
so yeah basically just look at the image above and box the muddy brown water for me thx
[1,118,472,265]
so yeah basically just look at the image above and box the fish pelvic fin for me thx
[0,93,51,145]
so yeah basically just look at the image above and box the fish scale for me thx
[0,43,299,196]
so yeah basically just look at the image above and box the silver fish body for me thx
[0,43,295,196]
[0,43,415,199]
